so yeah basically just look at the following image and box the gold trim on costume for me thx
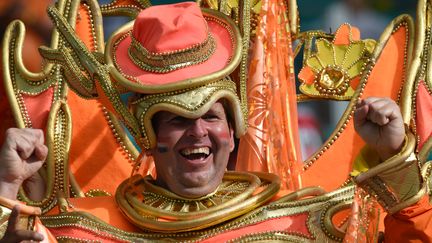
[128,32,216,73]
[100,0,151,17]
[17,100,72,213]
[116,171,280,232]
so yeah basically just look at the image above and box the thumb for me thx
[34,144,48,162]
[354,102,369,129]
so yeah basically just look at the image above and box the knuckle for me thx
[5,128,18,136]
[368,106,378,116]
[34,129,44,137]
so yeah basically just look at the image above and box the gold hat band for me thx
[128,32,216,74]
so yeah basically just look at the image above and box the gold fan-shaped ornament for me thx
[298,24,376,100]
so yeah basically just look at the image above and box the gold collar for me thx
[115,171,280,232]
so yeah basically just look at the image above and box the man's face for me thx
[150,102,235,198]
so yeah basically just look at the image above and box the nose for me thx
[186,118,208,138]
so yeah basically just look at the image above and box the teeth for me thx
[180,147,210,156]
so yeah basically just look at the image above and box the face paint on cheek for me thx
[157,143,169,153]
[220,140,231,147]
[212,125,231,139]
[210,124,234,151]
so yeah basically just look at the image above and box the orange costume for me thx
[0,0,431,242]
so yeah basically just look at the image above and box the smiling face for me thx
[150,101,235,198]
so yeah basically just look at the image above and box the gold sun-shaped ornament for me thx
[298,24,376,100]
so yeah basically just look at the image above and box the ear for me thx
[229,125,235,152]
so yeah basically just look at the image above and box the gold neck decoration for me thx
[116,171,280,232]
[128,31,216,73]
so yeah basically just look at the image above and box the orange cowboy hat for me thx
[106,2,243,94]
[103,2,246,149]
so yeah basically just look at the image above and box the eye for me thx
[168,116,188,123]
[202,113,221,121]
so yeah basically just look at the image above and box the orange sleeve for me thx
[384,195,432,243]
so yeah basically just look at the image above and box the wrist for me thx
[377,147,402,161]
[0,179,22,200]
[377,141,405,161]
[354,132,424,214]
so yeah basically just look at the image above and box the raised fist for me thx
[0,128,47,200]
[354,97,405,161]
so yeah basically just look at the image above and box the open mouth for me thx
[180,147,211,160]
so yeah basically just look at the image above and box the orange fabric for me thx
[13,29,46,73]
[52,190,294,233]
[302,23,409,191]
[63,4,132,194]
[22,88,54,131]
[199,213,311,242]
[384,195,432,243]
[67,93,131,194]
[132,3,207,53]
[333,25,360,45]
[349,76,361,90]
[298,66,315,85]
[416,81,432,150]
[47,196,139,232]
[236,0,302,191]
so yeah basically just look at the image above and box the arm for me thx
[0,128,47,200]
[0,128,47,242]
[353,97,432,242]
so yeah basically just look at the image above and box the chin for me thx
[174,179,220,199]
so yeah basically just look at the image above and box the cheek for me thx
[210,125,232,144]
[156,128,182,146]
[213,126,231,140]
